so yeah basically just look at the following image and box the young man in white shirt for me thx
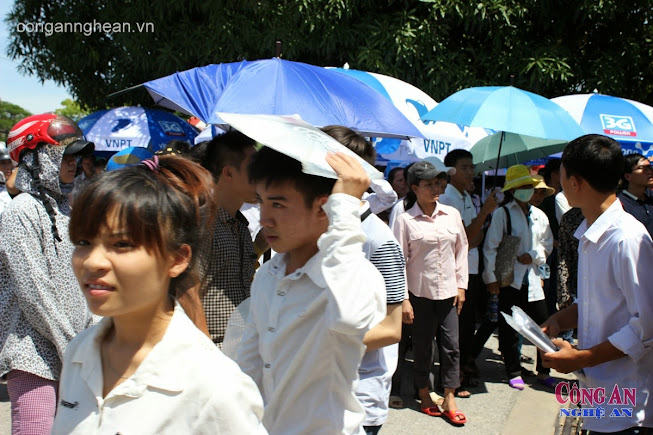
[542,134,653,434]
[236,147,386,435]
[440,149,497,395]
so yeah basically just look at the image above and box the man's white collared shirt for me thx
[236,194,386,435]
[52,302,266,434]
[574,199,653,432]
[440,183,480,274]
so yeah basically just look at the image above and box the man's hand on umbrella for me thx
[326,152,370,199]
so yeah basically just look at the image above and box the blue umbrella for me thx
[142,62,249,124]
[78,107,198,153]
[552,93,653,157]
[420,86,585,181]
[421,86,584,141]
[141,59,422,139]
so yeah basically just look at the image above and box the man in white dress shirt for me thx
[542,134,653,434]
[236,147,386,435]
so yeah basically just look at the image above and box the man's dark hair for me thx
[542,158,561,185]
[621,153,646,190]
[388,167,403,184]
[561,134,624,194]
[204,130,256,180]
[321,125,376,165]
[444,149,473,168]
[249,147,336,208]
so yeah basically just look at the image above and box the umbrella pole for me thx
[492,131,505,189]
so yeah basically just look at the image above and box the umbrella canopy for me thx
[471,132,568,172]
[141,59,422,139]
[142,62,249,123]
[421,86,584,141]
[551,93,653,157]
[331,68,490,163]
[78,107,198,152]
[218,112,383,180]
[207,58,422,139]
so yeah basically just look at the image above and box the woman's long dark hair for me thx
[69,155,217,297]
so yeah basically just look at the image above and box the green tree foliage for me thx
[54,98,89,121]
[0,100,31,141]
[5,0,653,110]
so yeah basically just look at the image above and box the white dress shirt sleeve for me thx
[528,213,553,266]
[454,213,470,289]
[363,179,399,214]
[236,291,264,389]
[319,193,386,335]
[482,207,506,284]
[607,233,653,362]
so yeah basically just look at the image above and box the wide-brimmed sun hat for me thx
[106,146,154,172]
[532,175,555,197]
[501,164,540,192]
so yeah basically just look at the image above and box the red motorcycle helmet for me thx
[7,113,94,164]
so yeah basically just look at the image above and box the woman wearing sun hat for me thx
[482,164,554,390]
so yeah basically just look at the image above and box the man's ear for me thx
[221,165,234,181]
[169,244,192,278]
[314,195,329,219]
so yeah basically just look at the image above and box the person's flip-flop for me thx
[389,395,404,409]
[420,405,443,417]
[442,410,467,426]
[537,377,558,389]
[509,376,525,390]
[455,388,472,398]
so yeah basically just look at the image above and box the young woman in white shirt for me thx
[52,155,266,434]
[482,164,554,390]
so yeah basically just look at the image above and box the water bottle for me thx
[487,294,499,323]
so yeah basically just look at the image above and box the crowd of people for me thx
[0,113,651,434]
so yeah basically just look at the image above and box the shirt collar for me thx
[266,250,328,288]
[574,199,622,244]
[407,201,449,219]
[217,207,249,225]
[445,183,468,200]
[621,189,638,201]
[70,302,188,396]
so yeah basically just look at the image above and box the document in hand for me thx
[501,306,558,353]
[217,112,384,180]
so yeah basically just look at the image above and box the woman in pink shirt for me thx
[392,159,469,426]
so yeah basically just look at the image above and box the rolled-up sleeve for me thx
[319,194,386,335]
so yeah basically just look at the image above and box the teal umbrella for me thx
[471,132,568,173]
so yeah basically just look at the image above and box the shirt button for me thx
[268,327,276,332]
[264,363,271,368]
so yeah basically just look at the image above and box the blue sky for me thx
[1,2,72,114]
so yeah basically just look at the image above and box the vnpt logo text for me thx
[600,114,637,137]
[105,139,132,148]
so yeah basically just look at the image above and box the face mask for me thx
[513,187,534,202]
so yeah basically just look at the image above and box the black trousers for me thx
[498,284,550,378]
[458,274,482,372]
[411,293,460,390]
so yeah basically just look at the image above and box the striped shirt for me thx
[358,203,407,426]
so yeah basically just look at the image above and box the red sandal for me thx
[420,405,442,417]
[442,410,467,426]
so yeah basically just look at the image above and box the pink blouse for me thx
[392,202,468,300]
